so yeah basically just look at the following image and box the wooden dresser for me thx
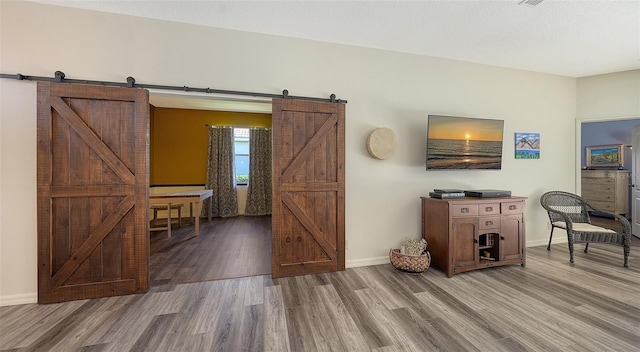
[421,196,526,277]
[581,170,630,216]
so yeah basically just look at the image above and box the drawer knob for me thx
[485,220,493,226]
[461,207,469,213]
[485,206,493,212]
[509,205,517,210]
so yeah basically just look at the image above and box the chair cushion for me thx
[552,221,616,233]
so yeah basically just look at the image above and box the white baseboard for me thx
[345,239,571,269]
[0,292,37,307]
[346,256,389,268]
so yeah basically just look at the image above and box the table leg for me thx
[166,203,172,238]
[194,201,202,236]
[208,197,212,221]
[189,203,194,225]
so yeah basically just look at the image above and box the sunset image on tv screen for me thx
[426,115,504,170]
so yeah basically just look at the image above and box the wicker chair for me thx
[540,191,630,267]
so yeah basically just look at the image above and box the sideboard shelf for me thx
[421,196,527,277]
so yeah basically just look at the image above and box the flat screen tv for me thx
[426,115,504,170]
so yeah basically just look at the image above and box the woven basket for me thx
[389,248,431,273]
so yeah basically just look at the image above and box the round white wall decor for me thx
[366,127,398,160]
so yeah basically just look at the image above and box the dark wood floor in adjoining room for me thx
[589,214,625,233]
[149,215,271,286]
[1,233,639,351]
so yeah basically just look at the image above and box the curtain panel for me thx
[203,126,238,218]
[245,128,272,216]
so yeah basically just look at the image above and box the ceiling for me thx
[27,1,639,112]
[149,91,273,113]
[30,0,639,79]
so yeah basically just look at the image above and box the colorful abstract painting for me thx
[515,133,540,159]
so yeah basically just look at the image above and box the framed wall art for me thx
[585,144,624,168]
[514,132,540,159]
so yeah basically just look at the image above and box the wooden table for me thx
[149,190,213,237]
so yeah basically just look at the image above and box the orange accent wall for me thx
[149,105,156,183]
[150,107,271,185]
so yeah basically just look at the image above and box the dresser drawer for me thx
[581,182,615,194]
[582,177,616,185]
[479,216,500,230]
[451,204,478,216]
[501,201,524,215]
[479,203,500,215]
[582,189,615,203]
[590,201,616,212]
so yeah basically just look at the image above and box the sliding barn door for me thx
[37,82,149,303]
[271,98,345,278]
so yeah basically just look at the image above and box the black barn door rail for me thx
[0,71,347,103]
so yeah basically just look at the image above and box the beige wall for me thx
[1,1,579,305]
[577,70,640,120]
[574,69,640,204]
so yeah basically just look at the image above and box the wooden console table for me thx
[421,196,527,277]
[150,190,213,236]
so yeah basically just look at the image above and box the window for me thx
[234,128,250,185]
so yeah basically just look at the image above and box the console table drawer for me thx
[479,204,500,215]
[451,204,478,216]
[501,202,524,215]
[479,216,501,230]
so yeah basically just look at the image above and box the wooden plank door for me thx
[271,99,345,278]
[37,82,149,303]
[500,214,524,261]
[452,218,479,268]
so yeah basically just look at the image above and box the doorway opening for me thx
[579,117,640,239]
[148,91,273,286]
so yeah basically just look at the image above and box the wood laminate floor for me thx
[1,235,639,351]
[149,215,271,286]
